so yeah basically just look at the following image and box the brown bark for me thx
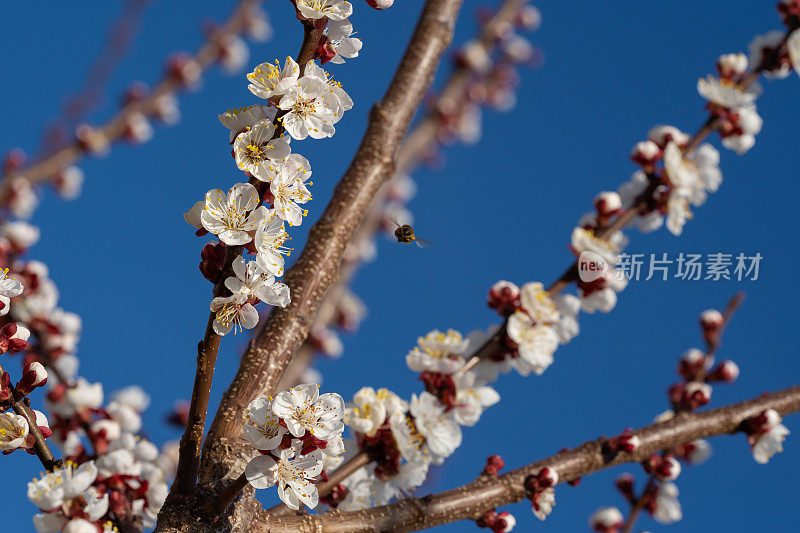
[256,384,800,532]
[199,0,466,486]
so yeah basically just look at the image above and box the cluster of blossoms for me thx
[0,269,174,531]
[243,383,345,509]
[586,301,784,531]
[308,330,501,513]
[184,1,362,337]
[476,280,575,380]
[36,374,174,530]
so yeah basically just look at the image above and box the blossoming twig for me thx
[257,384,800,532]
[617,292,744,533]
[0,360,58,471]
[172,24,328,495]
[199,0,466,486]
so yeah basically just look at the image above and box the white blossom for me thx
[697,75,757,108]
[451,371,500,426]
[255,211,292,276]
[3,221,40,249]
[27,461,99,511]
[278,77,337,140]
[272,383,345,440]
[295,0,353,21]
[245,443,323,509]
[219,105,275,142]
[533,487,555,520]
[225,256,290,307]
[0,267,24,316]
[270,154,313,226]
[0,412,29,451]
[518,281,558,324]
[752,409,790,464]
[789,29,800,76]
[408,392,461,463]
[247,57,299,100]
[406,329,470,375]
[210,294,259,336]
[111,385,151,413]
[303,61,353,124]
[200,183,268,245]
[233,119,292,181]
[571,227,619,265]
[344,386,388,436]
[243,397,287,451]
[506,312,559,375]
[589,507,624,530]
[325,19,362,64]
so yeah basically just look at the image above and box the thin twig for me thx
[0,0,265,204]
[258,384,800,532]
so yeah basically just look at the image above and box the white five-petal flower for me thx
[271,383,345,440]
[295,0,353,21]
[201,183,268,245]
[270,154,313,227]
[278,77,337,140]
[245,443,323,509]
[325,19,363,64]
[247,57,300,100]
[243,397,287,452]
[233,119,292,181]
[255,211,293,276]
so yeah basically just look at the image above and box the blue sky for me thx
[1,1,798,531]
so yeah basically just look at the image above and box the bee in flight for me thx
[391,220,431,248]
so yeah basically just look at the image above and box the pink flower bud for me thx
[365,0,394,9]
[615,473,635,501]
[630,140,661,166]
[537,467,558,488]
[166,53,201,87]
[699,308,724,339]
[483,454,505,476]
[16,361,47,395]
[593,191,622,217]
[708,360,739,383]
[608,429,640,453]
[2,149,26,174]
[648,455,681,481]
[121,81,149,106]
[488,280,520,316]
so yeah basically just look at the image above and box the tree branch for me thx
[172,14,329,494]
[258,384,800,532]
[0,0,265,205]
[277,0,534,391]
[199,0,466,484]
